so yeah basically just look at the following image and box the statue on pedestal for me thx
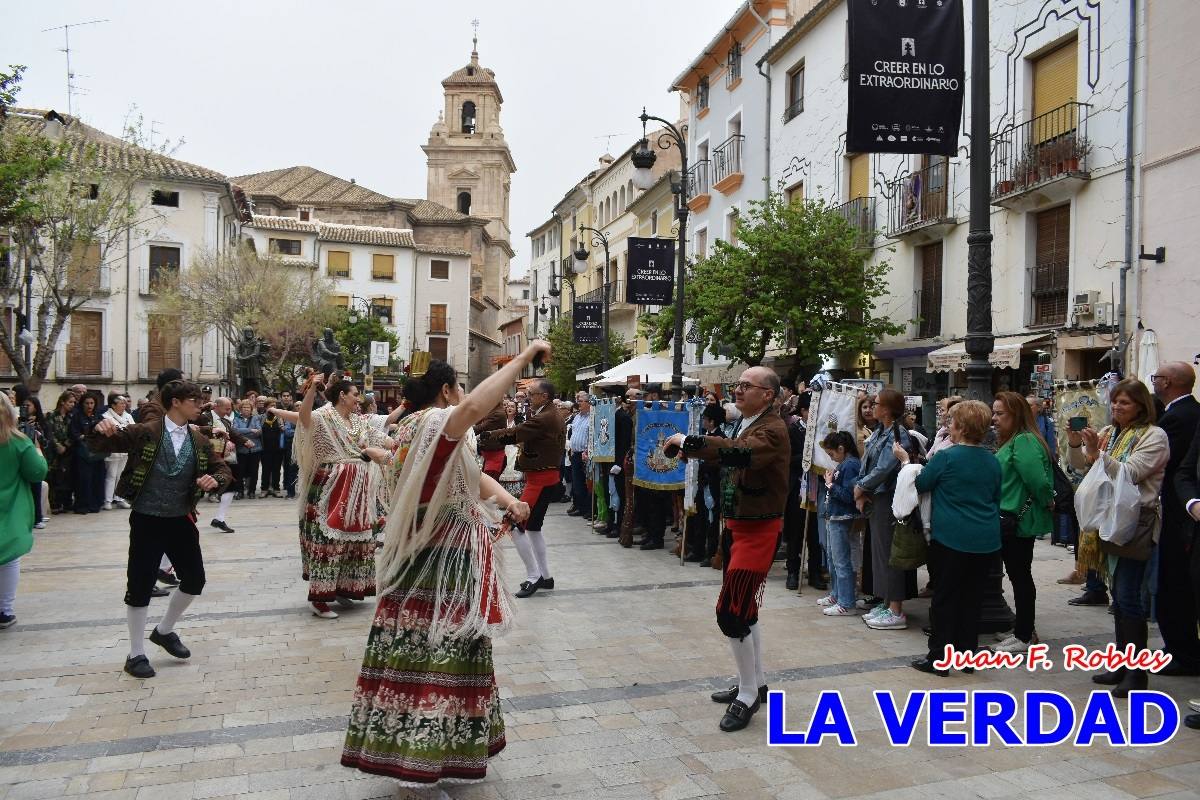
[312,327,345,378]
[235,326,271,393]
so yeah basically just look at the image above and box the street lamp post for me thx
[574,226,611,372]
[631,108,688,398]
[347,295,390,380]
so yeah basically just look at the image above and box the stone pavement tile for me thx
[134,783,195,800]
[1103,772,1192,798]
[708,766,768,794]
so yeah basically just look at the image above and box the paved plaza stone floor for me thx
[2,497,1199,800]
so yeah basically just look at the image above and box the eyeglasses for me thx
[1150,374,1167,383]
[733,381,772,392]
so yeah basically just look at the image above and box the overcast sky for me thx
[5,1,738,278]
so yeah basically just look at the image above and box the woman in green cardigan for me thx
[992,391,1055,654]
[0,392,50,629]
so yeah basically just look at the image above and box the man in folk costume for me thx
[666,366,790,732]
[477,378,565,598]
[85,380,233,678]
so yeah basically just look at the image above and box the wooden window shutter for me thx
[1033,39,1077,141]
[919,242,943,338]
[1033,206,1071,325]
[69,310,102,374]
[849,154,869,201]
[0,307,12,374]
[372,253,394,279]
[327,250,350,278]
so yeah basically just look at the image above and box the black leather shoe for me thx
[515,580,540,598]
[808,578,828,591]
[210,519,235,533]
[910,657,949,677]
[566,508,581,517]
[124,655,156,678]
[1157,661,1200,677]
[786,571,799,591]
[699,558,713,568]
[1068,591,1109,606]
[1092,668,1125,686]
[157,569,179,586]
[719,698,760,732]
[605,529,619,538]
[640,540,664,551]
[1185,713,1200,730]
[711,684,768,704]
[149,628,191,659]
[538,576,554,590]
[150,586,170,598]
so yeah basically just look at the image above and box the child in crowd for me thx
[818,430,862,616]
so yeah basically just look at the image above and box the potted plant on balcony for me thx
[1062,136,1089,174]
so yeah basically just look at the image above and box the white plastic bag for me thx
[1073,459,1110,531]
[1099,462,1141,545]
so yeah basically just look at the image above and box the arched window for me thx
[650,209,658,235]
[457,191,472,214]
[461,101,476,134]
[619,186,626,213]
[627,178,634,199]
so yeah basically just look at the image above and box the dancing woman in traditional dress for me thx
[341,341,547,795]
[293,374,393,619]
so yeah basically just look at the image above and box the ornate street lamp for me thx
[632,107,689,397]
[574,226,612,371]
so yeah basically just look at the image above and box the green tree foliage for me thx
[0,66,63,231]
[643,192,904,367]
[543,313,625,396]
[331,310,400,375]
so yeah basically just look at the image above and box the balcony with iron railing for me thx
[885,161,956,241]
[56,348,113,380]
[685,160,711,212]
[834,196,877,249]
[992,101,1091,211]
[138,351,193,381]
[782,97,804,123]
[575,279,631,309]
[711,134,745,194]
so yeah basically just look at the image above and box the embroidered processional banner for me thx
[590,397,617,463]
[682,399,703,512]
[1053,380,1105,476]
[633,401,688,491]
[802,382,860,473]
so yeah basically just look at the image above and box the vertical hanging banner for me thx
[633,401,688,490]
[590,397,617,463]
[626,238,675,305]
[572,302,603,343]
[847,0,964,155]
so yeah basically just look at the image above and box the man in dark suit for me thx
[1175,416,1200,730]
[1152,361,1200,676]
[605,392,635,539]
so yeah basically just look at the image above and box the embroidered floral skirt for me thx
[299,465,380,603]
[340,576,505,784]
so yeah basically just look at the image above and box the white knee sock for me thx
[511,531,540,582]
[749,623,767,688]
[159,554,172,571]
[729,635,759,706]
[527,529,551,579]
[215,492,234,522]
[155,591,196,635]
[127,605,149,658]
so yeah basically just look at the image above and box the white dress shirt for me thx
[164,417,188,456]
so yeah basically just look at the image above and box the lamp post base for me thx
[978,553,1016,634]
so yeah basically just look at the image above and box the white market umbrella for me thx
[1138,328,1159,387]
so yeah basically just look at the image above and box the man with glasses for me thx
[665,366,789,733]
[479,379,566,598]
[1151,362,1200,676]
[566,391,593,520]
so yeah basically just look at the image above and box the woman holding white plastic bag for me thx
[1068,378,1168,697]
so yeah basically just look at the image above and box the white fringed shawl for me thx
[376,407,513,644]
[294,404,389,541]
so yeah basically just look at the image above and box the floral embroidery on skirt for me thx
[300,465,380,602]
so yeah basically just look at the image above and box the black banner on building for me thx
[572,302,603,343]
[625,237,675,305]
[847,0,964,155]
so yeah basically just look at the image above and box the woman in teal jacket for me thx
[0,393,50,628]
[992,391,1054,655]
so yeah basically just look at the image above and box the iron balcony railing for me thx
[138,351,192,381]
[576,279,625,306]
[686,160,710,199]
[711,134,745,186]
[992,101,1091,199]
[782,97,804,123]
[56,348,113,380]
[886,161,952,237]
[835,197,877,248]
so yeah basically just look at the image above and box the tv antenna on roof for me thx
[595,133,630,152]
[41,18,108,117]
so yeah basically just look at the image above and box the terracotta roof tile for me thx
[417,244,472,258]
[317,222,414,248]
[232,166,392,205]
[248,214,317,233]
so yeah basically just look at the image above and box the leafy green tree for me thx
[332,311,400,376]
[543,313,625,396]
[643,192,904,367]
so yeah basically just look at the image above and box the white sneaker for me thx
[1189,698,1200,713]
[34,521,46,529]
[994,635,1030,654]
[823,605,857,616]
[994,631,1013,642]
[863,603,887,622]
[816,594,836,607]
[114,498,130,509]
[865,610,908,630]
[101,502,112,511]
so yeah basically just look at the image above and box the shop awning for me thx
[926,334,1049,373]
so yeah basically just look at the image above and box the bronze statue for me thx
[235,326,270,392]
[312,327,344,377]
